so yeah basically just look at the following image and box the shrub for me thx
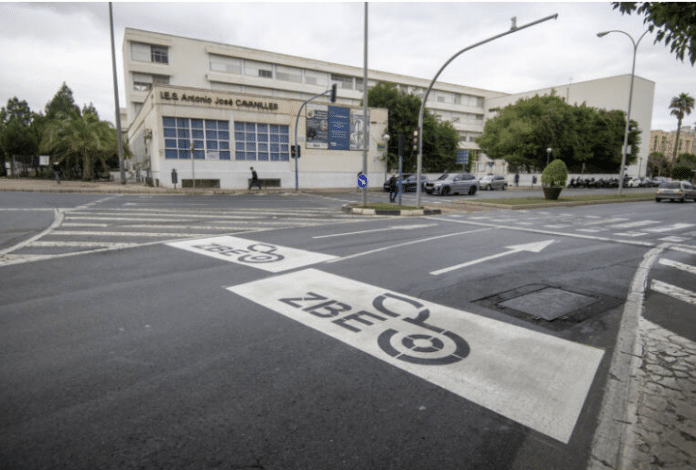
[541,159,569,188]
[671,164,694,181]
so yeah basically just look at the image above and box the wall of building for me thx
[649,127,696,159]
[130,85,388,189]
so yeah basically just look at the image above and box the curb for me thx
[452,196,655,211]
[341,205,442,216]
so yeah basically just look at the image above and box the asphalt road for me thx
[1,191,694,470]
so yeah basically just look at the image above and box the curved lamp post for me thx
[415,13,559,208]
[597,29,649,195]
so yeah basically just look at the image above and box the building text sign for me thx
[159,91,279,111]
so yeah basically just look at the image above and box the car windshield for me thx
[660,182,681,189]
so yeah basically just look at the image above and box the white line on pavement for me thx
[651,280,696,306]
[312,224,437,239]
[0,208,64,256]
[658,258,696,275]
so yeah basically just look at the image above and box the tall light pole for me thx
[597,29,648,195]
[415,14,558,208]
[109,2,125,184]
[361,1,369,207]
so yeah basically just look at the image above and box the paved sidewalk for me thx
[621,318,696,469]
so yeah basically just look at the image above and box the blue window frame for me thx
[163,117,230,160]
[233,122,290,161]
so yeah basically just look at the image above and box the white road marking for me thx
[651,280,696,306]
[54,230,212,238]
[312,224,437,239]
[658,258,696,275]
[645,223,695,233]
[0,208,64,256]
[167,235,338,272]
[325,228,492,264]
[228,268,604,443]
[614,232,647,237]
[582,217,629,226]
[29,241,140,248]
[659,236,688,243]
[430,240,555,275]
[610,220,660,229]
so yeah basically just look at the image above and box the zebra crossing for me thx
[454,211,696,245]
[649,245,696,309]
[0,205,377,266]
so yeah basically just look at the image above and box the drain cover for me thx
[498,287,598,321]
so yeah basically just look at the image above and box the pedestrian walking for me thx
[53,162,61,184]
[532,175,537,187]
[249,166,261,190]
[514,173,519,187]
[389,173,398,202]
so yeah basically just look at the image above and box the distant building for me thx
[121,28,657,188]
[649,127,696,159]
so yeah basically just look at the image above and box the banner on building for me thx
[305,105,369,151]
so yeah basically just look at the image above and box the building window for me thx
[276,65,302,83]
[234,122,290,161]
[210,54,242,74]
[244,60,273,79]
[131,42,169,64]
[305,70,329,86]
[331,73,353,90]
[163,117,230,160]
[132,73,169,91]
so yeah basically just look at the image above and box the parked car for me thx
[401,174,429,192]
[383,173,413,191]
[479,174,508,190]
[424,172,478,196]
[655,181,696,203]
[627,177,646,188]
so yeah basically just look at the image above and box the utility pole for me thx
[109,2,125,185]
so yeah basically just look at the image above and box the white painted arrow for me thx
[430,240,556,275]
[312,224,437,239]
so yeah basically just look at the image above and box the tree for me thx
[44,82,81,121]
[366,81,460,172]
[40,109,124,181]
[669,92,695,160]
[647,151,671,177]
[476,93,640,173]
[671,164,693,181]
[613,2,696,65]
[0,98,39,176]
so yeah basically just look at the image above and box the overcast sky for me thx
[1,1,694,133]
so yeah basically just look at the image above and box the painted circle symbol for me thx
[238,243,285,264]
[402,334,444,353]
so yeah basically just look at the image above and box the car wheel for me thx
[469,186,477,196]
[441,186,450,196]
[655,198,661,202]
[502,184,507,190]
[486,184,493,191]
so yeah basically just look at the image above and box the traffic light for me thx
[412,129,419,152]
[291,145,301,159]
[329,84,337,103]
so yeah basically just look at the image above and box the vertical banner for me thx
[350,109,369,151]
[306,103,328,149]
[329,106,350,150]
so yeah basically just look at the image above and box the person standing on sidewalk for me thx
[388,173,398,203]
[53,162,61,184]
[249,167,261,191]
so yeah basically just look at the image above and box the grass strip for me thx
[481,192,654,206]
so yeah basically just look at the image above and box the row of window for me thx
[131,42,169,64]
[162,117,290,161]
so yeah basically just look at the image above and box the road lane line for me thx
[651,280,696,306]
[430,240,555,275]
[312,224,437,239]
[645,223,695,233]
[324,228,492,264]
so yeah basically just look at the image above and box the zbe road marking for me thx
[228,268,604,443]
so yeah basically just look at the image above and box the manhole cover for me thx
[498,287,599,321]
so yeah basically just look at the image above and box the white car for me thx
[655,181,696,203]
[478,174,508,191]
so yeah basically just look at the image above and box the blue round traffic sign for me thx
[358,174,368,189]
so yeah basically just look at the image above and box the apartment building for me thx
[649,127,696,159]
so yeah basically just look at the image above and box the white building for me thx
[122,28,655,189]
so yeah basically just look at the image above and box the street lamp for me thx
[415,13,558,208]
[597,29,648,195]
[546,147,552,166]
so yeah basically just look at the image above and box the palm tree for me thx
[669,93,695,160]
[40,110,119,180]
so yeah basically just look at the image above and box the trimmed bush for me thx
[671,164,694,181]
[541,159,569,188]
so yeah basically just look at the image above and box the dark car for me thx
[383,173,413,191]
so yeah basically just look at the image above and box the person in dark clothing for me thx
[389,173,398,202]
[249,166,261,190]
[53,163,61,184]
[514,173,520,187]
